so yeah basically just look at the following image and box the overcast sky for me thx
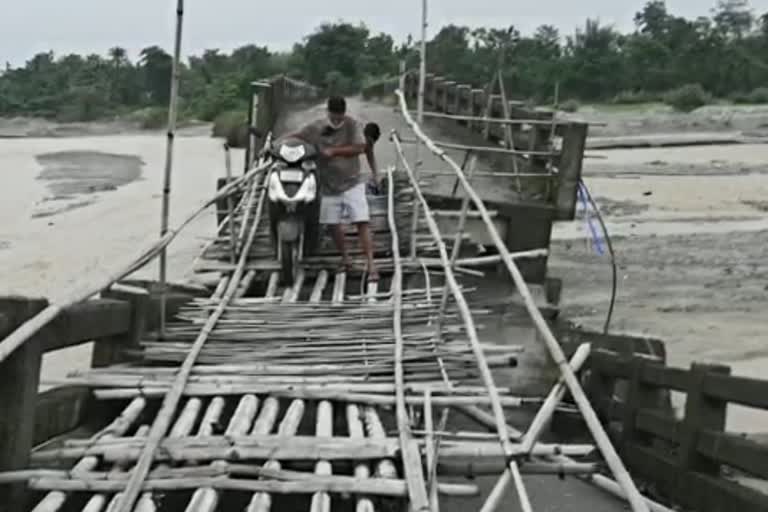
[3,0,768,65]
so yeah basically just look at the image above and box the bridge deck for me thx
[15,99,642,512]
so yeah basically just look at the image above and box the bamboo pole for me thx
[110,174,267,512]
[480,344,591,512]
[347,405,375,512]
[247,399,305,512]
[132,397,203,512]
[33,437,594,466]
[391,137,532,512]
[27,473,479,497]
[31,398,146,512]
[435,155,477,340]
[187,394,259,512]
[310,400,333,512]
[457,405,674,512]
[387,167,430,510]
[495,70,524,194]
[224,143,237,265]
[364,406,399,486]
[407,110,582,126]
[395,89,651,512]
[409,0,428,259]
[397,137,555,156]
[424,390,439,512]
[521,343,591,452]
[158,0,185,338]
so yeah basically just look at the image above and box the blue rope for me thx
[577,182,605,256]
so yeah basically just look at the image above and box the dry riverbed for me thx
[1,102,766,434]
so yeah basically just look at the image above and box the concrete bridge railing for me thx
[363,72,588,222]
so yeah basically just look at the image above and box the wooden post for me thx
[0,297,48,508]
[92,285,149,368]
[468,89,484,131]
[442,81,456,112]
[431,77,444,109]
[455,85,470,119]
[585,357,614,423]
[678,363,730,496]
[555,122,588,221]
[621,358,660,453]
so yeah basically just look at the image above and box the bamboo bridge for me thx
[0,66,679,512]
[2,6,768,512]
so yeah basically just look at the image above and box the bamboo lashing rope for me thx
[394,88,651,512]
[390,138,533,512]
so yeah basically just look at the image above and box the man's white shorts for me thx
[319,182,370,224]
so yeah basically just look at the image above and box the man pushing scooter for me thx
[289,96,381,282]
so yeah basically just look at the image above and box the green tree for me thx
[139,45,173,105]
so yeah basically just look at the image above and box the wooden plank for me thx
[590,351,632,379]
[93,287,149,367]
[34,386,91,446]
[640,364,689,392]
[623,443,679,497]
[697,429,768,479]
[702,373,768,410]
[683,471,768,512]
[0,297,48,505]
[39,299,131,353]
[635,409,680,443]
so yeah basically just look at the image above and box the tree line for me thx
[1,0,767,124]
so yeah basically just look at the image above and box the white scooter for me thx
[265,136,320,285]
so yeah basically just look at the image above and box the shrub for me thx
[663,84,712,112]
[212,110,248,148]
[611,90,659,105]
[560,99,580,113]
[136,107,168,129]
[747,87,768,104]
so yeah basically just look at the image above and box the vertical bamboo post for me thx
[399,59,407,93]
[409,0,428,259]
[224,143,237,265]
[158,0,185,338]
[435,156,477,339]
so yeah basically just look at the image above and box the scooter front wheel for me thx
[280,240,298,286]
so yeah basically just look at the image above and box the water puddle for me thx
[33,150,144,218]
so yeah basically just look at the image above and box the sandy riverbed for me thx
[1,102,767,433]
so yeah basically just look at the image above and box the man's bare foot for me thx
[336,259,352,274]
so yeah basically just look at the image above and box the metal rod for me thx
[158,0,185,338]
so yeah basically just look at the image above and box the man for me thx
[291,96,379,281]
